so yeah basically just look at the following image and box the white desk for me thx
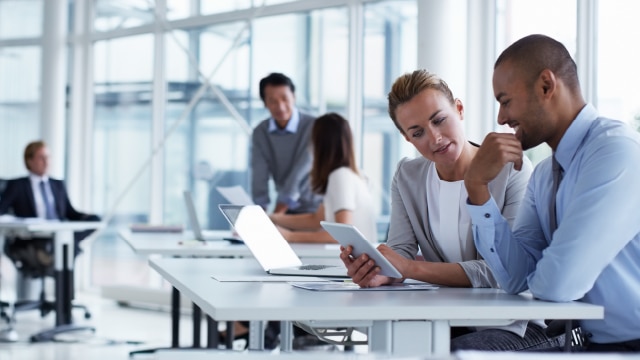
[119,229,342,258]
[149,257,604,357]
[119,229,341,354]
[0,220,103,341]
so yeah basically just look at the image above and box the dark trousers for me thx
[587,338,640,352]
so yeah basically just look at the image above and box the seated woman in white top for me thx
[271,112,377,243]
[340,70,560,351]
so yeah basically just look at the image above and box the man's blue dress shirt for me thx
[467,104,640,343]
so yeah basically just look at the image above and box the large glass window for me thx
[597,0,640,129]
[94,0,155,32]
[93,34,154,224]
[361,0,417,235]
[163,8,349,229]
[496,0,577,164]
[0,0,42,39]
[0,46,41,176]
[163,23,251,229]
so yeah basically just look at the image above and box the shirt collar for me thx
[268,108,300,133]
[554,103,598,170]
[29,173,50,183]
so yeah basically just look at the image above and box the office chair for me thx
[4,237,91,335]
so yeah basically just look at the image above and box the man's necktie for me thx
[549,156,563,233]
[40,180,57,220]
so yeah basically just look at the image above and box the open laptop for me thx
[183,190,243,243]
[219,204,348,278]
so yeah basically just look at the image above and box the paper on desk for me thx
[456,350,623,360]
[290,282,439,291]
[215,185,254,205]
[212,275,332,282]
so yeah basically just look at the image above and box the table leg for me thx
[30,229,94,342]
[171,286,180,347]
[280,321,293,352]
[192,303,201,347]
[369,320,450,356]
[206,316,218,348]
[248,321,264,350]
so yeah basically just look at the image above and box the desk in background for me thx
[118,229,342,354]
[150,257,604,357]
[0,220,103,341]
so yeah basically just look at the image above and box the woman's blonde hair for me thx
[387,69,455,133]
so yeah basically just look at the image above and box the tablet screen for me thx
[320,221,402,278]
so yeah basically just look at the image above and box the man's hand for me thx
[339,245,392,288]
[275,225,293,242]
[273,203,288,214]
[465,132,523,205]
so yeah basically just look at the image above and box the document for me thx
[216,185,254,205]
[290,282,439,291]
[211,275,333,282]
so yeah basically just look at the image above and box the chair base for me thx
[0,327,19,342]
[30,323,95,342]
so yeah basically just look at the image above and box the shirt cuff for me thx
[466,196,503,226]
[276,194,299,210]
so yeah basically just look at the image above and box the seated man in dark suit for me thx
[0,140,100,271]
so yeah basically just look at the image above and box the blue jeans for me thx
[451,323,563,351]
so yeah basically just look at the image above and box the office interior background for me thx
[0,0,639,293]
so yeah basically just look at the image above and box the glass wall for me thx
[495,0,577,164]
[361,0,418,233]
[597,0,640,129]
[94,0,155,32]
[93,34,154,223]
[0,46,41,177]
[162,7,349,230]
[0,0,42,39]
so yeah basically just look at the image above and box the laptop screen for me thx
[183,190,205,241]
[219,204,302,271]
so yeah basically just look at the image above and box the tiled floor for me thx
[0,232,220,360]
[0,232,361,359]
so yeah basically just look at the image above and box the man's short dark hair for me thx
[495,34,580,92]
[259,73,295,102]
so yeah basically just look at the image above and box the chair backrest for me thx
[0,178,7,197]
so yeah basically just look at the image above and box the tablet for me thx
[320,221,402,278]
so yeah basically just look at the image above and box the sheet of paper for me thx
[212,275,331,282]
[215,185,254,205]
[290,282,439,291]
[456,350,626,360]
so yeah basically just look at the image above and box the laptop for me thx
[183,190,243,243]
[219,204,348,278]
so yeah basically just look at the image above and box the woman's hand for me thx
[339,245,392,288]
[378,244,410,278]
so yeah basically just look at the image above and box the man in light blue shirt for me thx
[464,34,640,352]
[251,73,321,214]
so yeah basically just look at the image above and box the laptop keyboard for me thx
[298,264,334,270]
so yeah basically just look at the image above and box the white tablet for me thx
[320,221,402,278]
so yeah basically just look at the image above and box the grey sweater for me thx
[250,112,321,213]
[386,155,533,288]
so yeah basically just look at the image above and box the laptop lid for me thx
[183,190,206,241]
[219,204,302,272]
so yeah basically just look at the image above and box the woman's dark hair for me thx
[310,113,358,194]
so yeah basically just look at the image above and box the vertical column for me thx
[150,0,167,224]
[347,1,364,164]
[466,0,498,141]
[577,0,598,106]
[417,0,467,95]
[68,0,95,209]
[40,0,69,178]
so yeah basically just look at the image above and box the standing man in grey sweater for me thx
[251,72,321,214]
